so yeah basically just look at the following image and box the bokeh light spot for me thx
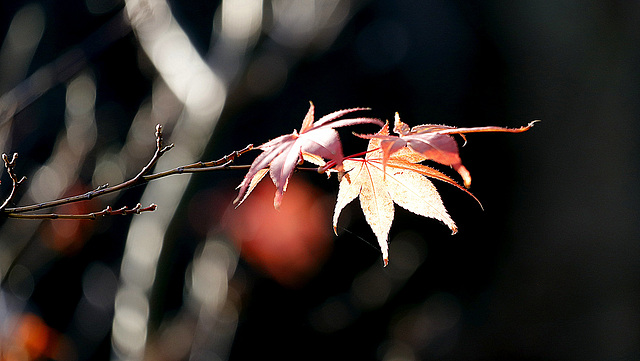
[224,177,332,287]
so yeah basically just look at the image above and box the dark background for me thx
[1,0,639,360]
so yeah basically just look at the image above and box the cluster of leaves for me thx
[1,102,535,266]
[234,102,537,265]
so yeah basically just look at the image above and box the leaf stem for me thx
[316,147,381,173]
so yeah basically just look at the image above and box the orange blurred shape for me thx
[225,177,332,287]
[41,182,97,254]
[1,313,71,361]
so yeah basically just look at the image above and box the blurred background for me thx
[1,0,639,360]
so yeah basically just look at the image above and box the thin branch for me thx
[2,124,172,215]
[0,153,27,211]
[1,125,254,217]
[6,203,157,220]
[0,122,330,219]
[143,144,253,181]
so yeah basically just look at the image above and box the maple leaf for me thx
[357,113,538,188]
[234,102,383,208]
[333,123,478,266]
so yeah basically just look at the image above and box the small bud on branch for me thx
[0,152,28,212]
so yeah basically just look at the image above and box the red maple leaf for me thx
[333,122,480,266]
[357,113,538,188]
[234,102,383,208]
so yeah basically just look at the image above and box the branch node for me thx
[160,143,174,154]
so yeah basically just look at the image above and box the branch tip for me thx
[1,152,26,211]
[160,143,174,154]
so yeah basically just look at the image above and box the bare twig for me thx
[143,143,253,181]
[6,203,157,220]
[0,153,27,211]
[0,125,254,218]
[2,124,172,215]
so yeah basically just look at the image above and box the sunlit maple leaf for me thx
[234,102,383,208]
[333,123,478,266]
[357,113,538,188]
